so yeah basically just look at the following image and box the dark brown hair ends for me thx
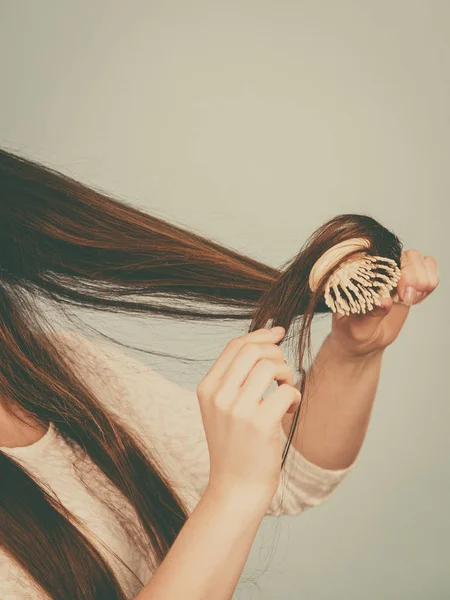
[0,147,403,599]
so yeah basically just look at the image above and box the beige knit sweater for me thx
[0,329,354,599]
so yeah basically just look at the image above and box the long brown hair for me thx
[0,147,403,599]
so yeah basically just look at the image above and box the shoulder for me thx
[49,328,197,405]
[49,329,140,416]
[49,329,208,508]
[49,328,202,440]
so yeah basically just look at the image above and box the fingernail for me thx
[271,326,285,333]
[403,287,415,305]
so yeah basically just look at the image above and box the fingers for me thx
[422,256,440,301]
[232,359,294,413]
[197,326,296,417]
[203,341,293,412]
[218,342,290,403]
[397,250,439,305]
[256,383,302,431]
[199,327,285,394]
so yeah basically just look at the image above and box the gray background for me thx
[1,1,448,598]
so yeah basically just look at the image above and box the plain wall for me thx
[1,1,448,598]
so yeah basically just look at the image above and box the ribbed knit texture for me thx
[0,329,354,598]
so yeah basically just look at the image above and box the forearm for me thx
[135,486,268,600]
[285,334,384,470]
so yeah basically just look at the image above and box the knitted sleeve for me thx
[54,329,355,516]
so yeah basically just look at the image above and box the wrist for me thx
[205,483,271,518]
[324,333,384,369]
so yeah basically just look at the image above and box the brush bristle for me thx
[323,255,402,316]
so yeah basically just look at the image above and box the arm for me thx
[284,248,439,471]
[284,334,383,470]
[135,486,268,600]
[54,329,354,517]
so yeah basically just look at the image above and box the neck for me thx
[0,404,47,449]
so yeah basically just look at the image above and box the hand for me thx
[197,327,301,508]
[329,249,440,358]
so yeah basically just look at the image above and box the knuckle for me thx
[258,357,274,371]
[278,383,298,397]
[275,345,286,360]
[407,248,421,257]
[196,379,211,400]
[211,390,227,407]
[240,342,261,360]
[226,337,242,351]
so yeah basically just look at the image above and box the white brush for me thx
[309,238,402,316]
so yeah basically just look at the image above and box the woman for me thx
[0,148,439,599]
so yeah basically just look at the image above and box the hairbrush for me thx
[309,238,402,316]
